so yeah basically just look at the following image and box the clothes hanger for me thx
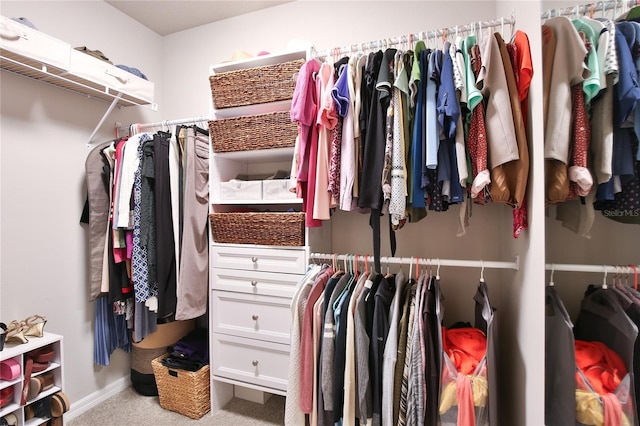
[480,260,486,283]
[630,265,639,291]
[548,263,554,287]
[409,257,413,282]
[436,258,441,281]
[603,265,609,289]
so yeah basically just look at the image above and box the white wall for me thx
[0,0,163,406]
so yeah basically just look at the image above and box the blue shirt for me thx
[438,43,460,140]
[613,22,640,128]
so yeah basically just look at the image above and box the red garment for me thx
[456,372,476,426]
[602,393,623,426]
[442,327,487,375]
[574,340,627,395]
[567,84,592,199]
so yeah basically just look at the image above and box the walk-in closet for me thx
[1,1,639,426]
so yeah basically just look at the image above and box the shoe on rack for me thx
[29,345,55,364]
[1,414,18,426]
[32,395,53,418]
[0,386,14,409]
[27,372,54,400]
[0,359,21,381]
[50,391,70,417]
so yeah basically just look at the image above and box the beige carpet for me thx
[67,386,285,425]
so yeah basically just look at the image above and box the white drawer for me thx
[211,244,306,274]
[0,16,70,71]
[68,49,154,103]
[211,268,301,298]
[211,291,291,344]
[212,334,289,392]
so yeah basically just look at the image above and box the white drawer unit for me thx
[211,268,301,298]
[210,244,307,274]
[211,290,293,345]
[208,50,330,402]
[211,334,290,394]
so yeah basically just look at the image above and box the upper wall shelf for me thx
[210,49,309,75]
[0,15,156,144]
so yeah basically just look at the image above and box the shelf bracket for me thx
[86,92,122,148]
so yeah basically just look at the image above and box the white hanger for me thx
[549,264,555,287]
[480,260,486,283]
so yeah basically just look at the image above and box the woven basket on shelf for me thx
[208,110,297,153]
[209,58,304,109]
[209,212,305,246]
[151,355,211,420]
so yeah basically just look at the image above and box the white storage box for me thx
[262,179,296,200]
[219,179,262,200]
[0,15,71,71]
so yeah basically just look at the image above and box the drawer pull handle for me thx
[252,314,259,320]
[105,69,130,84]
[252,360,259,367]
[251,256,258,263]
[251,280,258,287]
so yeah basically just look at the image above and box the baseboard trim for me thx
[63,376,131,422]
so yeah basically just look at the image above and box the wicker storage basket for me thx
[209,212,305,246]
[210,59,304,109]
[151,355,211,420]
[209,111,297,153]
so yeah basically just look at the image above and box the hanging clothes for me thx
[176,126,210,320]
[545,286,577,426]
[83,122,210,361]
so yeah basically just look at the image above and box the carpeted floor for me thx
[67,386,285,425]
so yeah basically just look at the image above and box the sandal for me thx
[24,315,46,338]
[4,321,28,345]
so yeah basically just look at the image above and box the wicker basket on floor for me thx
[209,212,305,246]
[208,110,297,153]
[209,59,304,109]
[151,355,211,420]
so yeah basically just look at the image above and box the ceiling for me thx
[106,1,292,36]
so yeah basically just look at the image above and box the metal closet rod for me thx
[312,15,515,59]
[541,0,637,20]
[545,263,640,274]
[134,115,211,131]
[117,115,211,135]
[309,253,519,271]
